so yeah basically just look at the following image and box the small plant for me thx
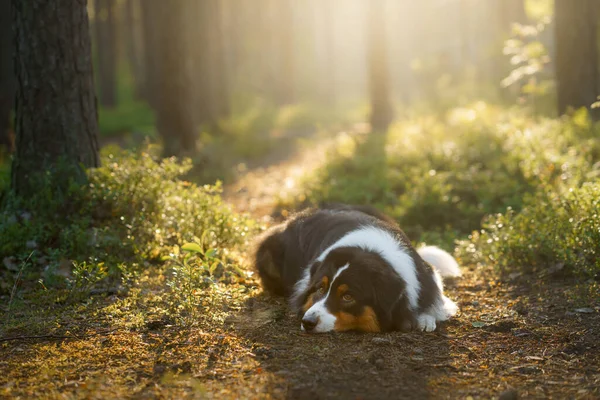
[68,260,108,301]
[166,240,244,326]
[501,18,554,114]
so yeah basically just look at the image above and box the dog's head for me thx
[298,247,414,333]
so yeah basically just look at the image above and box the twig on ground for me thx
[0,328,119,343]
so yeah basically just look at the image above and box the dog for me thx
[253,204,460,333]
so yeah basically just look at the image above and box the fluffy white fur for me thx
[417,249,460,331]
[417,245,462,278]
[315,226,421,311]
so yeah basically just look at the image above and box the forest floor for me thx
[2,129,600,399]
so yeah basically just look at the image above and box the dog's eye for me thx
[316,286,326,295]
[342,294,354,302]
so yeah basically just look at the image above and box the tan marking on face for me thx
[321,276,329,288]
[302,293,315,313]
[337,284,349,298]
[334,306,381,333]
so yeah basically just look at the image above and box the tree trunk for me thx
[555,0,599,120]
[368,0,394,132]
[11,0,100,197]
[94,0,117,108]
[0,0,15,151]
[188,0,229,127]
[123,0,145,100]
[206,0,230,121]
[275,0,295,105]
[187,0,212,125]
[319,0,336,107]
[140,0,159,108]
[154,0,196,156]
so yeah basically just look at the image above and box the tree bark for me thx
[368,0,394,132]
[94,0,117,108]
[0,0,15,151]
[11,0,100,197]
[554,0,599,120]
[153,0,196,156]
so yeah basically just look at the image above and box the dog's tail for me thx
[417,246,462,278]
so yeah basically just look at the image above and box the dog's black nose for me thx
[302,315,319,332]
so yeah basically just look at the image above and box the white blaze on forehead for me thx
[302,264,349,333]
[316,226,420,311]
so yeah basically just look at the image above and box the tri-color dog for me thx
[253,205,460,333]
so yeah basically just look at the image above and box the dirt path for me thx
[222,124,369,221]
[221,133,600,399]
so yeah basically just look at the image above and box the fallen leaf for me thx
[472,321,486,328]
[574,308,594,314]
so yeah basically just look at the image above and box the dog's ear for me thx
[371,269,416,332]
[323,247,355,269]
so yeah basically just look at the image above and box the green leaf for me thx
[181,243,204,254]
[205,248,217,258]
[209,260,220,274]
[472,321,486,328]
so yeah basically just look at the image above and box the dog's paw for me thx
[417,314,437,332]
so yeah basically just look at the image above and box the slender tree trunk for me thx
[206,0,230,120]
[11,0,100,197]
[123,0,145,100]
[555,0,599,120]
[320,0,336,107]
[0,0,15,151]
[276,0,294,105]
[154,0,196,156]
[94,0,117,108]
[368,0,394,132]
[223,0,240,107]
[188,0,229,127]
[140,0,159,108]
[188,0,211,125]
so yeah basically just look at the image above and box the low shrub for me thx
[457,183,600,278]
[0,145,257,296]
